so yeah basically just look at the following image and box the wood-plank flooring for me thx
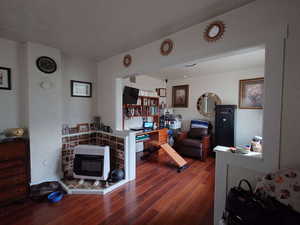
[0,152,215,225]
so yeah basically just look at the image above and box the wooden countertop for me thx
[136,128,167,136]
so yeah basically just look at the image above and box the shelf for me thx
[124,105,158,107]
[125,115,159,119]
[124,105,142,107]
[138,96,159,99]
[123,95,160,130]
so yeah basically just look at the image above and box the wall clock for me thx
[36,56,57,74]
[123,54,132,67]
[204,21,226,42]
[160,39,174,56]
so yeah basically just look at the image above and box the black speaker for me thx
[215,105,237,147]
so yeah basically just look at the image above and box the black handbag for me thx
[225,179,279,225]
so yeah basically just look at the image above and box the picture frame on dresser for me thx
[77,123,90,132]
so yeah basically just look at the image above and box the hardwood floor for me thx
[0,152,215,225]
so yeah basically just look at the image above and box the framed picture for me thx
[0,67,11,90]
[239,78,264,109]
[156,88,166,97]
[77,123,90,132]
[172,85,189,108]
[71,80,92,97]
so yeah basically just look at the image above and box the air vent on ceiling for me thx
[184,63,197,68]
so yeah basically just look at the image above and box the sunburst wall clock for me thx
[160,39,174,56]
[123,54,132,68]
[204,21,226,42]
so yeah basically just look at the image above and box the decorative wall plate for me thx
[204,21,226,42]
[36,56,57,74]
[160,39,174,56]
[123,54,132,67]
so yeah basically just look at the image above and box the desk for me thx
[136,128,168,146]
[136,128,188,172]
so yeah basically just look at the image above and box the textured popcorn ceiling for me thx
[0,0,255,60]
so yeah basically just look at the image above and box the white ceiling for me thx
[0,0,255,60]
[147,48,265,80]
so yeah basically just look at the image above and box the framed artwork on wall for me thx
[156,88,166,97]
[239,77,264,109]
[71,80,92,98]
[0,67,11,90]
[172,85,189,108]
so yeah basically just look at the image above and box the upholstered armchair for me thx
[175,122,211,161]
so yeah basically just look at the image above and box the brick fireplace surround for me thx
[60,124,128,194]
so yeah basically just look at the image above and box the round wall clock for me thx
[160,39,174,56]
[204,21,226,42]
[123,54,132,67]
[36,56,57,74]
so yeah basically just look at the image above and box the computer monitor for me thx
[143,122,153,130]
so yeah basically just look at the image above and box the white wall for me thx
[62,55,97,125]
[25,42,63,184]
[166,68,264,146]
[0,39,98,184]
[0,38,20,131]
[281,23,300,170]
[26,50,98,184]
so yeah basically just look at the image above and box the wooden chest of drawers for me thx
[0,139,30,206]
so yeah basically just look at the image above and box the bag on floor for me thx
[225,179,280,225]
[30,181,65,201]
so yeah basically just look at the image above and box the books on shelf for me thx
[142,97,158,106]
[124,96,159,117]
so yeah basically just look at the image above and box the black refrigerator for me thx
[215,105,237,147]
